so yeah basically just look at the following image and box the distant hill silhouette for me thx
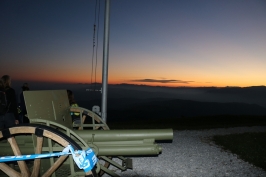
[74,84,266,120]
[12,81,266,120]
[108,98,266,120]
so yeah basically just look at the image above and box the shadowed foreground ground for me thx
[103,126,266,177]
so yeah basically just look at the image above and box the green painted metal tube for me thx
[0,142,162,156]
[0,129,172,157]
[97,144,162,156]
[72,129,173,142]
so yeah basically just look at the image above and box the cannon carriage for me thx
[0,90,173,177]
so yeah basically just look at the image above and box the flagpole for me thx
[101,0,110,123]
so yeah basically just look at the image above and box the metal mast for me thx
[101,0,110,123]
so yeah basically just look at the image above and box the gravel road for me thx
[103,126,266,177]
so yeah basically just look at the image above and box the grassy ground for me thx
[212,132,266,171]
[108,115,266,172]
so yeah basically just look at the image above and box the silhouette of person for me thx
[19,83,30,123]
[67,90,81,124]
[0,75,19,130]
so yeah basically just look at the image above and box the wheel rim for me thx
[0,124,97,177]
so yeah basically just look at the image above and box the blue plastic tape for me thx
[0,145,98,172]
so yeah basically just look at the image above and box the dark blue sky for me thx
[1,0,266,87]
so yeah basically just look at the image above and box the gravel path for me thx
[103,126,266,177]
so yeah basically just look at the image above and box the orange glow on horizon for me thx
[13,76,265,88]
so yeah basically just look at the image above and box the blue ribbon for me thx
[67,145,98,172]
[0,151,70,162]
[0,145,97,172]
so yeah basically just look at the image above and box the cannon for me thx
[0,90,173,177]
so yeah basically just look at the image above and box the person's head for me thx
[22,83,29,91]
[1,75,11,88]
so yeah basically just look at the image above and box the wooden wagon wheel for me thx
[0,124,98,177]
[70,107,113,176]
[70,107,110,130]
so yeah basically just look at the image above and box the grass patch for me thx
[212,132,266,171]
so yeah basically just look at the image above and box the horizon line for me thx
[12,80,266,89]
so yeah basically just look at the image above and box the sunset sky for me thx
[1,0,266,87]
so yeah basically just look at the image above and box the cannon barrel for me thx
[72,129,173,142]
[0,143,162,156]
[0,138,162,156]
[0,129,172,156]
[96,144,162,156]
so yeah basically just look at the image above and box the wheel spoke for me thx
[8,136,30,177]
[0,163,21,177]
[31,136,43,177]
[41,155,68,177]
